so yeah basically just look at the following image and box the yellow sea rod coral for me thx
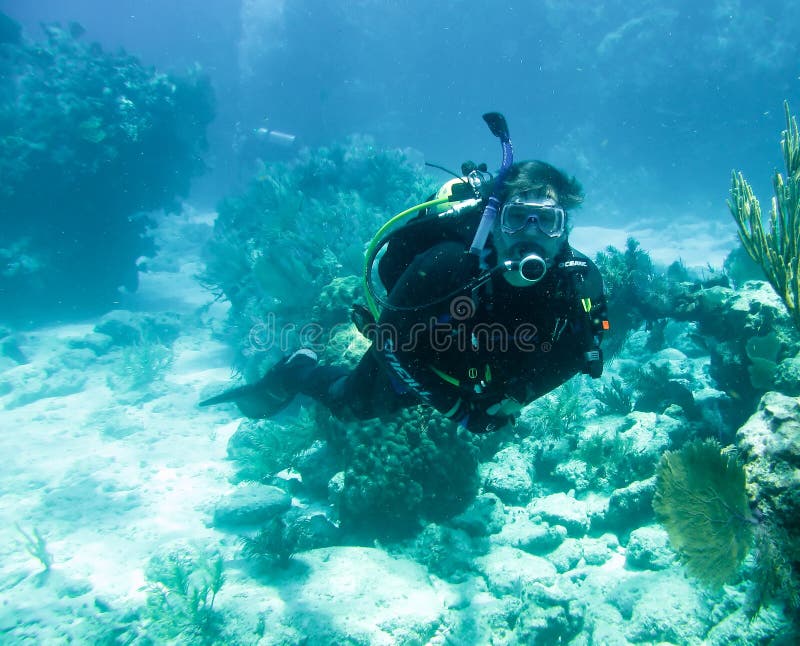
[730,101,800,331]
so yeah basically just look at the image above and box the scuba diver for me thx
[201,113,609,434]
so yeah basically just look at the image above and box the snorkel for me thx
[469,112,514,256]
[471,113,551,285]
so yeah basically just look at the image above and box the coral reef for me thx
[681,281,798,427]
[201,138,435,376]
[593,237,680,354]
[226,409,317,483]
[730,102,800,331]
[7,229,800,642]
[517,378,679,496]
[737,392,800,617]
[595,235,800,432]
[653,439,754,588]
[335,408,481,535]
[0,18,213,323]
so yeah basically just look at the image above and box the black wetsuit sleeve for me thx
[560,251,607,380]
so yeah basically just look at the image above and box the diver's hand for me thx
[486,397,523,418]
[464,397,523,433]
[462,407,515,434]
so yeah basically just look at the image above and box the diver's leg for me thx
[316,348,417,420]
[199,348,320,418]
[201,347,416,420]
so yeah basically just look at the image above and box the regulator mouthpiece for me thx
[504,253,548,284]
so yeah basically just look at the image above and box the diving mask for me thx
[500,198,566,238]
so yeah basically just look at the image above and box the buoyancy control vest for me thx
[377,195,484,294]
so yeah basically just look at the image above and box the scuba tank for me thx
[361,113,513,321]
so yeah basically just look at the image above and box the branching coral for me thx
[239,517,296,570]
[594,377,634,415]
[226,408,318,482]
[143,547,226,643]
[653,439,754,587]
[593,238,675,353]
[730,101,800,331]
[525,379,585,438]
[115,334,175,392]
[15,523,52,578]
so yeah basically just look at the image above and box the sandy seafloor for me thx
[0,207,747,644]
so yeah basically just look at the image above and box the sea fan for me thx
[653,439,755,587]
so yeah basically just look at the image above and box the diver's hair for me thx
[499,160,584,209]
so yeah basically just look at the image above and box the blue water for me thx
[4,0,797,218]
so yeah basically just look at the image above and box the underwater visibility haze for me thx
[0,1,799,644]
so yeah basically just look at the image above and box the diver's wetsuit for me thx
[295,239,607,434]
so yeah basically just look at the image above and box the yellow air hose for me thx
[362,196,450,320]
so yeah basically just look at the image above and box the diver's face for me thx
[494,194,568,286]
